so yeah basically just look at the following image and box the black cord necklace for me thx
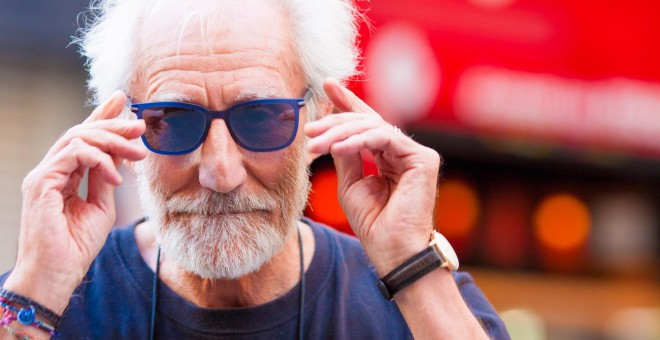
[148,227,305,340]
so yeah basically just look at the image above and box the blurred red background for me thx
[305,1,660,338]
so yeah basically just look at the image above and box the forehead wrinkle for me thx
[140,54,288,106]
[142,49,282,83]
[133,0,302,100]
[146,73,206,102]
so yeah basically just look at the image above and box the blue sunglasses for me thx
[131,91,312,155]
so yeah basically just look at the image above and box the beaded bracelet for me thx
[0,300,60,337]
[0,289,62,327]
[2,324,32,340]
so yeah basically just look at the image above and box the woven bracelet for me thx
[0,301,60,337]
[2,324,33,340]
[0,289,62,328]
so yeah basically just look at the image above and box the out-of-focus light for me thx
[364,21,440,127]
[306,168,353,235]
[604,308,660,340]
[483,183,531,268]
[435,179,480,239]
[500,308,546,340]
[533,194,590,251]
[591,194,658,275]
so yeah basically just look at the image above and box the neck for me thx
[135,219,315,308]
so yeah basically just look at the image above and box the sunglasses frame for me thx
[131,90,312,155]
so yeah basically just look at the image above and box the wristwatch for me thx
[377,230,459,300]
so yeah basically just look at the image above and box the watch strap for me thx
[377,246,442,300]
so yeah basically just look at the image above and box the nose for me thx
[198,119,247,193]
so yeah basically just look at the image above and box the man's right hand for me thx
[2,91,147,314]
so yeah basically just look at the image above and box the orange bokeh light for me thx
[533,194,591,252]
[435,179,480,239]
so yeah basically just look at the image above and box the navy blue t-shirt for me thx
[1,218,508,339]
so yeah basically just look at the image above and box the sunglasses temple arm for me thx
[300,89,314,106]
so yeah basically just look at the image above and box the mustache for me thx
[165,189,278,215]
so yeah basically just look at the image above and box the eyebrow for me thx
[150,91,194,102]
[234,87,284,102]
[149,87,296,105]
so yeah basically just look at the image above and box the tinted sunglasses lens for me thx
[142,107,206,153]
[229,103,297,150]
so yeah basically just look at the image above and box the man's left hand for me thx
[305,78,441,275]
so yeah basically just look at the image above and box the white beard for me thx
[134,142,310,279]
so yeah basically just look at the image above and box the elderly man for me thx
[0,0,508,339]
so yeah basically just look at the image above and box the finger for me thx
[86,158,117,214]
[323,78,377,115]
[82,118,146,139]
[84,90,127,123]
[72,129,147,161]
[305,112,380,138]
[45,119,146,160]
[329,125,415,158]
[45,138,123,192]
[307,117,385,155]
[332,151,364,193]
[60,168,86,199]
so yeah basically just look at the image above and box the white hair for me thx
[75,0,362,119]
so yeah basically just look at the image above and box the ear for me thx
[305,99,334,165]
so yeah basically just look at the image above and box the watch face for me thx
[432,231,459,270]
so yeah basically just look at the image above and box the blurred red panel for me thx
[352,0,660,157]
